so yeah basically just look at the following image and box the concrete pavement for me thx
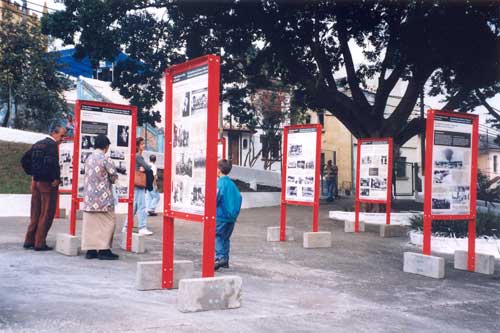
[1,202,499,332]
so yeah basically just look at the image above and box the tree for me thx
[42,1,499,142]
[0,11,70,130]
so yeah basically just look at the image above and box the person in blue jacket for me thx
[215,159,242,271]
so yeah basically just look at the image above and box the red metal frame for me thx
[280,124,322,241]
[162,55,220,288]
[423,109,478,272]
[69,100,137,249]
[218,137,227,160]
[354,138,394,232]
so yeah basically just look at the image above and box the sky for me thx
[25,0,500,128]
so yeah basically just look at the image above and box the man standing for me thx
[324,160,338,202]
[146,154,160,216]
[23,125,66,251]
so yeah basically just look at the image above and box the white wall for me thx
[230,165,281,188]
[0,127,46,144]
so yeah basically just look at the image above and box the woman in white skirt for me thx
[81,134,119,260]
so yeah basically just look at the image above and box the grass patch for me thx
[409,212,500,238]
[0,140,32,194]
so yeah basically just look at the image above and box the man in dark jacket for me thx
[23,125,66,251]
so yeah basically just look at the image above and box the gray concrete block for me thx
[55,233,79,256]
[403,252,445,279]
[76,210,83,220]
[136,260,194,290]
[177,276,242,313]
[303,231,332,248]
[363,222,380,233]
[454,250,495,275]
[379,224,408,238]
[344,220,365,233]
[120,232,146,253]
[267,226,295,242]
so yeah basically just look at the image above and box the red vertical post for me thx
[423,110,435,255]
[162,68,174,288]
[69,102,81,236]
[354,140,362,233]
[386,138,394,225]
[468,115,479,271]
[126,106,138,252]
[280,126,289,241]
[55,195,61,218]
[312,124,322,232]
[201,55,220,278]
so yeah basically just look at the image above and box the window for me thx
[395,156,407,178]
[318,112,324,126]
[494,155,498,173]
[242,138,248,150]
[333,151,337,165]
[260,134,281,160]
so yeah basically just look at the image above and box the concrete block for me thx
[403,252,445,279]
[136,260,194,290]
[120,232,146,253]
[303,232,332,248]
[344,220,365,233]
[380,224,408,238]
[364,222,380,233]
[76,210,83,220]
[177,276,242,313]
[266,226,295,242]
[55,233,79,256]
[454,250,495,275]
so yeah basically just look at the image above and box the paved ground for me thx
[1,200,499,332]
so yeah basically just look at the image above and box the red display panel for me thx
[162,55,220,288]
[70,100,137,253]
[354,138,394,232]
[423,109,479,271]
[280,124,322,240]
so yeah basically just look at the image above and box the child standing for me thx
[215,159,242,271]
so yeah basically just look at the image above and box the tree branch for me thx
[337,18,371,113]
[394,117,425,146]
[476,89,500,121]
[442,86,471,111]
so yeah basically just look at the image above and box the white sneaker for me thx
[138,228,153,236]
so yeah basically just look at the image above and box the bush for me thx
[409,212,500,238]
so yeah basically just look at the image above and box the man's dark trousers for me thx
[24,181,58,248]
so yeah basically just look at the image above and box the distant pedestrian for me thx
[123,137,153,235]
[22,124,67,251]
[146,154,160,216]
[324,160,338,202]
[81,134,119,260]
[215,159,242,271]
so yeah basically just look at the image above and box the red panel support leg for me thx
[423,215,431,255]
[467,219,476,272]
[280,202,287,241]
[312,203,319,232]
[202,217,216,277]
[354,200,360,233]
[126,200,134,251]
[70,198,77,236]
[162,216,174,288]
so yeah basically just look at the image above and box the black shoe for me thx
[148,211,157,216]
[98,249,119,260]
[85,250,98,259]
[34,245,53,251]
[214,259,229,271]
[23,243,34,249]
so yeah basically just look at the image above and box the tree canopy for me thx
[0,11,70,130]
[43,1,499,144]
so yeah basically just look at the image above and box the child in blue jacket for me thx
[215,159,242,271]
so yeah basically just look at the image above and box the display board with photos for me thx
[284,127,319,203]
[170,64,210,215]
[429,113,476,216]
[358,140,391,201]
[75,102,135,199]
[58,140,74,192]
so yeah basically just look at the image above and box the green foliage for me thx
[42,1,499,141]
[409,213,500,238]
[0,11,71,131]
[0,141,32,194]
